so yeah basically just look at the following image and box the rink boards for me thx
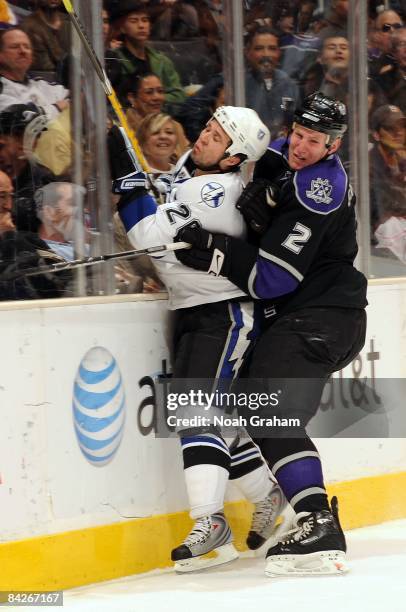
[0,284,405,590]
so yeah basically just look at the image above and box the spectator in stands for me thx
[34,181,88,261]
[296,0,317,34]
[302,30,349,103]
[0,169,15,234]
[106,0,185,107]
[175,72,224,142]
[21,0,70,83]
[369,104,406,235]
[109,72,187,174]
[148,0,199,40]
[323,0,348,32]
[307,8,329,35]
[375,26,406,112]
[0,175,71,301]
[0,0,17,27]
[103,5,122,51]
[243,0,273,32]
[369,8,403,77]
[0,226,70,300]
[0,28,69,120]
[0,103,56,233]
[244,25,299,138]
[119,71,166,131]
[192,0,223,48]
[136,112,188,174]
[279,2,320,85]
[0,100,70,178]
[275,5,295,38]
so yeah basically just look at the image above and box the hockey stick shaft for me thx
[61,0,150,173]
[5,242,191,280]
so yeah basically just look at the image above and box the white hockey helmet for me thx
[212,106,270,163]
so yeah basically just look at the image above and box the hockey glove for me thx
[112,170,149,194]
[175,226,230,276]
[236,179,279,234]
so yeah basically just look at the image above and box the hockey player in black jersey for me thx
[175,92,368,576]
[115,106,289,572]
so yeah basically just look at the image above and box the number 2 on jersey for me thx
[282,222,312,254]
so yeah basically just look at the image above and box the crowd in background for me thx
[0,0,405,301]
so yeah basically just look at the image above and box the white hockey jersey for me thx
[0,76,69,122]
[121,152,247,309]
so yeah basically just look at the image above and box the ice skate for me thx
[247,483,288,550]
[265,496,349,577]
[171,512,239,573]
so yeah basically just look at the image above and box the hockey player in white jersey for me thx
[115,107,287,572]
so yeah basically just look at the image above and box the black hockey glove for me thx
[175,226,231,276]
[236,179,279,234]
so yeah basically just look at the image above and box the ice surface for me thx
[24,520,406,612]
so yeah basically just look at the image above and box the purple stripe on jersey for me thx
[274,456,324,500]
[254,257,298,299]
[269,137,288,156]
[119,193,157,232]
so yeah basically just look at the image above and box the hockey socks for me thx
[258,437,329,514]
[181,433,230,519]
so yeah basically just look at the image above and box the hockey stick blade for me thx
[2,242,191,281]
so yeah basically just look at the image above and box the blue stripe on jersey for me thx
[254,257,298,299]
[274,456,324,500]
[181,434,229,453]
[119,193,157,232]
[230,450,260,464]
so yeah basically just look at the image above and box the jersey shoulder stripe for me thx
[119,192,157,232]
[268,137,286,156]
[293,154,348,215]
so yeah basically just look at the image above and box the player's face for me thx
[288,124,339,170]
[191,119,231,170]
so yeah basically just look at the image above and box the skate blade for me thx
[265,550,349,577]
[249,514,293,555]
[174,543,239,573]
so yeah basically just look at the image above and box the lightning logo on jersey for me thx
[201,182,225,208]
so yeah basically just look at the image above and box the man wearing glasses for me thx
[370,8,403,77]
[376,26,406,111]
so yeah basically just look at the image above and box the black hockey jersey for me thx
[227,138,368,317]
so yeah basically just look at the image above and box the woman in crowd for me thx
[136,111,189,175]
[112,112,188,293]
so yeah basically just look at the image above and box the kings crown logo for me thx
[306,178,333,205]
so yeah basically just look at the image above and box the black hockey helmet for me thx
[293,92,347,142]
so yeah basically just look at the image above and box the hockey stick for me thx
[2,242,191,281]
[61,0,150,173]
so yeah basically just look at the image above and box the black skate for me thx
[265,496,348,576]
[171,512,239,573]
[247,483,288,550]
